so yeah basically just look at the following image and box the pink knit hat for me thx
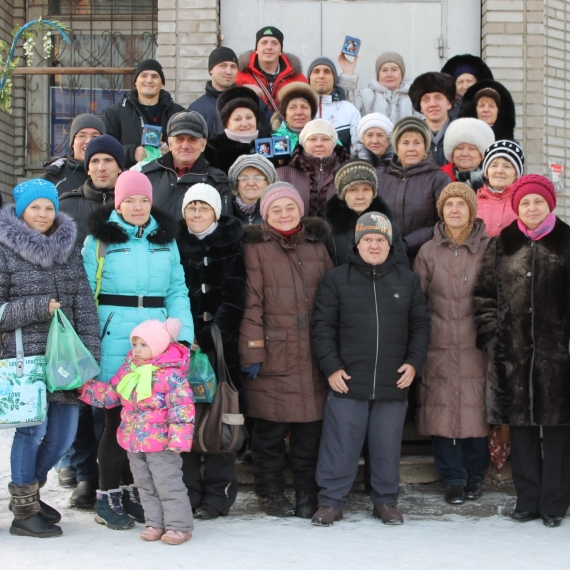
[130,318,182,358]
[260,182,305,221]
[114,171,153,208]
[510,174,556,214]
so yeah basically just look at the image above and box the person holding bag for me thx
[0,179,100,538]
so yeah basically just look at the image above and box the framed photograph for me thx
[255,138,274,157]
[141,124,163,147]
[342,36,361,57]
[272,136,291,156]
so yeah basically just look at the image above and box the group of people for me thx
[1,24,569,544]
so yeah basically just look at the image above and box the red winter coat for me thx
[440,162,456,181]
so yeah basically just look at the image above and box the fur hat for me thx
[114,171,152,208]
[474,87,501,107]
[443,118,495,162]
[308,57,338,86]
[13,178,59,218]
[216,86,260,130]
[84,134,125,172]
[409,72,456,113]
[227,154,278,189]
[299,119,338,147]
[391,116,432,151]
[277,81,319,119]
[133,59,165,86]
[482,140,524,179]
[69,114,106,145]
[441,54,494,82]
[510,174,556,214]
[375,52,406,79]
[357,113,394,140]
[355,212,393,246]
[260,182,304,221]
[130,318,182,359]
[181,183,222,220]
[335,160,378,200]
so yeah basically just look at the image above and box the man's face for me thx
[357,234,391,265]
[420,92,451,124]
[168,134,207,167]
[210,61,238,90]
[256,37,281,67]
[134,70,163,98]
[72,128,101,161]
[88,153,122,189]
[310,65,335,95]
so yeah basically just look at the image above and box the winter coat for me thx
[324,194,408,268]
[313,249,430,402]
[204,133,255,175]
[377,155,450,259]
[236,51,307,112]
[0,206,100,405]
[59,180,115,246]
[277,145,350,218]
[232,197,263,226]
[43,155,88,197]
[176,216,246,391]
[82,207,193,382]
[476,183,517,238]
[473,218,570,426]
[414,220,490,439]
[142,152,232,221]
[239,218,334,423]
[354,145,394,177]
[81,343,194,453]
[429,119,453,167]
[102,89,184,168]
[316,96,361,150]
[440,163,485,193]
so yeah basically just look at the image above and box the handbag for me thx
[0,303,48,429]
[192,324,244,454]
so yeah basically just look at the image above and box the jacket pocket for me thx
[260,329,288,376]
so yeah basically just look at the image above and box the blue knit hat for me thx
[13,179,59,218]
[84,134,125,172]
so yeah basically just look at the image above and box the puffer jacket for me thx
[476,183,517,238]
[82,207,193,381]
[80,343,194,452]
[316,96,361,150]
[43,155,88,197]
[414,220,490,439]
[239,218,334,423]
[0,206,100,405]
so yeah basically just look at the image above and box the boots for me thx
[9,484,61,524]
[94,489,135,530]
[257,493,295,517]
[70,480,98,509]
[294,490,318,519]
[9,481,62,538]
[121,485,145,523]
[58,466,77,488]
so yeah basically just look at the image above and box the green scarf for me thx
[117,362,158,402]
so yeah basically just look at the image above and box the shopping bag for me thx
[188,347,217,403]
[45,309,100,392]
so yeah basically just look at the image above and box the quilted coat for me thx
[476,183,517,238]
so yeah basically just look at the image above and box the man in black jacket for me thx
[102,59,184,168]
[311,212,430,527]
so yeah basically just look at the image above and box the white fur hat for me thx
[181,183,222,220]
[443,118,495,163]
[357,112,394,140]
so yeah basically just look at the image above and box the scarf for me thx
[444,222,474,246]
[189,222,218,240]
[117,362,158,402]
[517,212,556,241]
[224,129,258,144]
[273,223,302,239]
[235,195,257,216]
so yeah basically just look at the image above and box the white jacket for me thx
[316,95,361,150]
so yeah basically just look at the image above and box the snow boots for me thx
[94,488,135,530]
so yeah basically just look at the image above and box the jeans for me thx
[431,435,489,486]
[11,403,80,486]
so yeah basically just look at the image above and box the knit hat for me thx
[482,140,524,179]
[335,160,378,200]
[277,81,319,119]
[299,119,338,148]
[441,54,494,82]
[375,52,406,80]
[114,170,153,208]
[256,26,284,49]
[216,86,261,129]
[355,212,393,246]
[84,134,125,172]
[133,59,165,86]
[443,118,495,162]
[437,182,478,224]
[308,57,338,86]
[228,154,278,189]
[391,116,432,151]
[13,178,59,218]
[181,183,222,220]
[409,72,456,113]
[510,174,556,214]
[357,112,394,141]
[167,111,208,140]
[130,318,182,359]
[208,46,238,71]
[474,87,501,108]
[260,182,305,221]
[69,114,106,145]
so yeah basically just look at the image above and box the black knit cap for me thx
[255,26,284,49]
[217,86,261,129]
[133,59,165,86]
[208,47,238,71]
[84,134,125,171]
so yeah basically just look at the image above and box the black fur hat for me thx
[216,86,261,129]
[409,72,456,113]
[441,54,494,81]
[458,79,516,142]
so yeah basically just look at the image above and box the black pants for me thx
[510,425,570,518]
[432,436,488,486]
[180,451,238,515]
[251,418,322,496]
[71,405,104,482]
[98,407,133,491]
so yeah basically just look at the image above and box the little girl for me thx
[81,318,195,545]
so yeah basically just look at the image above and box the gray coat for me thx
[0,206,101,405]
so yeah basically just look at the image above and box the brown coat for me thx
[239,218,334,423]
[413,220,490,439]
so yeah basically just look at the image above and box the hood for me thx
[366,77,413,96]
[177,215,244,252]
[0,205,77,269]
[239,50,304,76]
[128,342,190,370]
[386,153,441,177]
[325,195,394,234]
[433,218,489,253]
[243,216,330,244]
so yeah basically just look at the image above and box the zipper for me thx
[107,248,131,254]
[137,226,144,238]
[101,312,114,339]
[149,247,170,253]
[102,192,107,204]
[372,268,380,399]
[528,241,536,424]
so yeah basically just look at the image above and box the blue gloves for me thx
[242,363,261,379]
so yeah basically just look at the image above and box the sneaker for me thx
[161,530,192,545]
[141,526,165,541]
[257,493,295,517]
[94,489,135,530]
[122,485,145,523]
[311,506,343,527]
[372,503,404,525]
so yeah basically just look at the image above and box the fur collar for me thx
[176,215,244,252]
[243,217,330,244]
[325,195,394,234]
[87,206,179,245]
[0,205,77,268]
[499,217,570,257]
[238,50,304,76]
[366,77,413,96]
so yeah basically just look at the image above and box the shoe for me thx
[464,480,483,500]
[257,493,295,517]
[511,510,540,522]
[94,489,135,530]
[445,485,465,505]
[194,504,220,520]
[311,506,342,527]
[9,499,61,524]
[295,490,318,519]
[122,485,145,523]
[542,515,563,528]
[57,466,77,488]
[238,449,253,465]
[70,480,98,509]
[161,530,192,545]
[372,503,404,525]
[10,513,63,538]
[141,526,165,541]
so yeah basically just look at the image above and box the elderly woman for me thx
[228,154,278,225]
[473,175,570,528]
[277,119,350,218]
[0,179,100,538]
[353,113,394,176]
[414,183,490,506]
[477,140,524,237]
[441,118,495,190]
[239,183,333,519]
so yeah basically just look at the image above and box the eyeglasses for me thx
[75,134,99,141]
[238,176,266,183]
[185,206,213,215]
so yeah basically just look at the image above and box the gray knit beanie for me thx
[355,212,393,246]
[375,52,406,80]
[70,114,106,145]
[228,154,278,190]
[391,116,432,152]
[308,57,338,85]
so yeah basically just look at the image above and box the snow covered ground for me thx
[0,429,569,570]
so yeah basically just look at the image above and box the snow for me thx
[0,429,569,570]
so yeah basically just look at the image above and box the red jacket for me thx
[440,162,456,181]
[236,51,307,111]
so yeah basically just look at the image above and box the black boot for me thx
[70,480,98,509]
[257,493,295,517]
[295,490,318,519]
[444,485,465,505]
[37,480,62,523]
[58,466,77,488]
[121,485,145,523]
[464,480,483,500]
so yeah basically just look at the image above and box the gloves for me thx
[241,363,261,379]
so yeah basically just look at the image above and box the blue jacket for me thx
[82,207,193,381]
